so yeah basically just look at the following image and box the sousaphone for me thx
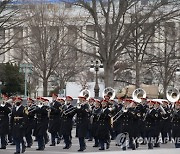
[102,87,115,100]
[166,87,180,103]
[132,88,146,103]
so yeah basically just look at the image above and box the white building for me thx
[0,0,179,96]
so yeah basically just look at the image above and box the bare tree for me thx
[151,22,180,97]
[16,3,69,96]
[65,0,180,88]
[16,3,88,96]
[0,0,23,58]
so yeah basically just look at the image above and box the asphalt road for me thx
[1,129,179,154]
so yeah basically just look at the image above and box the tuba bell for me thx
[77,89,91,106]
[132,88,146,103]
[166,87,180,103]
[102,87,115,100]
[79,89,91,100]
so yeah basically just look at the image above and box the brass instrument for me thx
[132,88,146,103]
[166,87,180,103]
[37,101,43,108]
[77,89,91,105]
[171,108,180,122]
[28,105,38,113]
[97,109,103,121]
[76,102,82,109]
[143,107,151,121]
[111,106,129,123]
[159,104,166,115]
[152,99,167,115]
[0,101,5,107]
[102,87,115,99]
[63,106,76,115]
[79,89,91,100]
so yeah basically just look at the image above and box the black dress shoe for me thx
[154,143,160,147]
[99,148,105,150]
[21,147,26,153]
[77,149,84,152]
[36,147,44,151]
[50,143,56,146]
[106,143,110,149]
[68,144,72,149]
[93,144,99,147]
[22,146,26,153]
[0,147,6,149]
[57,139,61,144]
[148,143,153,149]
[14,152,20,154]
[63,146,68,149]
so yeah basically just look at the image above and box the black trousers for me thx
[14,137,25,153]
[37,135,45,149]
[63,134,72,147]
[25,129,33,146]
[0,134,7,147]
[78,137,86,150]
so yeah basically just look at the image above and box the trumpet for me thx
[77,102,82,109]
[171,108,180,122]
[38,102,43,108]
[63,106,76,115]
[159,105,166,115]
[0,101,5,107]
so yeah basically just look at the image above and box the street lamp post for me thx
[90,60,104,98]
[19,63,33,98]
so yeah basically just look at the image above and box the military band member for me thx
[144,100,157,149]
[76,96,90,151]
[172,100,180,148]
[10,97,27,154]
[87,97,95,141]
[60,96,75,149]
[91,99,102,147]
[0,96,11,149]
[96,100,111,150]
[29,98,49,151]
[2,94,13,144]
[153,101,162,147]
[48,93,61,146]
[57,98,65,140]
[138,97,148,145]
[128,100,141,150]
[113,97,123,137]
[25,98,35,148]
[161,101,172,143]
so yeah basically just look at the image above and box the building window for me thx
[141,0,148,5]
[65,2,72,9]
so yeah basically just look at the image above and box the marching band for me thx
[0,88,179,154]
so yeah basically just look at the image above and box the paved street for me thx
[1,129,179,154]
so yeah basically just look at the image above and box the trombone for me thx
[62,106,76,116]
[111,106,129,123]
